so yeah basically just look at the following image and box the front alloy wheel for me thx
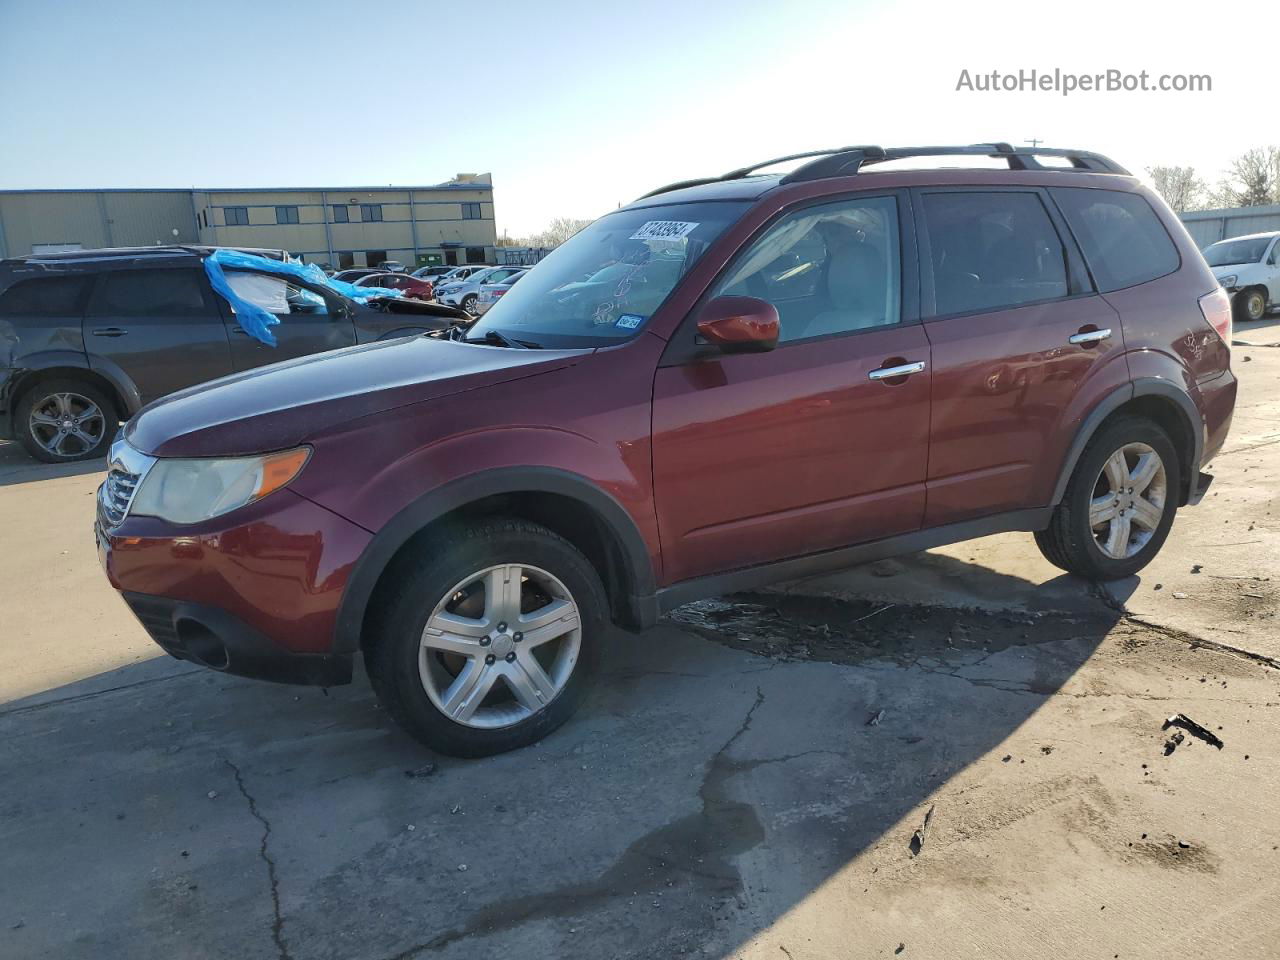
[419,563,581,728]
[1240,289,1267,322]
[366,518,606,757]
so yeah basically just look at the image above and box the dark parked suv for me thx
[95,144,1237,757]
[0,246,459,462]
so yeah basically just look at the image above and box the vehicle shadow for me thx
[0,440,105,487]
[0,563,1122,960]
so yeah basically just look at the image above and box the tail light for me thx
[493,289,507,298]
[1198,287,1232,348]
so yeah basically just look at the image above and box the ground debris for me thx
[1163,731,1185,755]
[908,804,935,857]
[1163,713,1225,750]
[404,762,438,779]
[867,709,885,726]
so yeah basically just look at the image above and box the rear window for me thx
[89,268,213,317]
[921,191,1069,316]
[0,274,90,316]
[1051,188,1179,292]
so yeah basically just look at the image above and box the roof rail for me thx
[637,143,1129,199]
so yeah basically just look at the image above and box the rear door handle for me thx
[868,360,926,381]
[1068,327,1111,345]
[90,327,128,338]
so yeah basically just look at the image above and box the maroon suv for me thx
[96,144,1237,756]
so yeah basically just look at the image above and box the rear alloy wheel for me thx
[366,518,606,757]
[1236,288,1267,322]
[1034,417,1180,580]
[16,379,117,463]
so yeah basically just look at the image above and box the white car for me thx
[436,265,526,314]
[1204,231,1280,322]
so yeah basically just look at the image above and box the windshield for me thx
[467,200,750,347]
[1204,236,1272,266]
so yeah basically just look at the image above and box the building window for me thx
[365,250,388,267]
[224,206,249,226]
[332,204,349,223]
[275,205,299,225]
[462,202,482,220]
[465,246,486,264]
[360,204,383,223]
[337,252,355,269]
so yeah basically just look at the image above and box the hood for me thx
[126,336,586,458]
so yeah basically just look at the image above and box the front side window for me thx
[0,275,90,316]
[469,200,749,348]
[224,272,334,316]
[923,191,1068,316]
[224,206,249,226]
[360,204,383,222]
[275,205,299,225]
[1052,187,1179,291]
[89,269,212,317]
[711,195,901,343]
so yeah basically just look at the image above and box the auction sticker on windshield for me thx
[630,221,700,241]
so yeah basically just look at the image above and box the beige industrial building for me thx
[0,174,498,269]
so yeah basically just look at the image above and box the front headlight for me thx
[129,447,310,524]
[1218,274,1238,288]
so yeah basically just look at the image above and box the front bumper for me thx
[120,591,352,685]
[96,487,372,685]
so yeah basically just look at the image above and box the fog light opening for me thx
[176,619,229,670]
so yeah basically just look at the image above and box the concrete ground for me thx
[2,321,1279,960]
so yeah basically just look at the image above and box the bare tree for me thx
[1208,147,1280,208]
[1146,165,1207,212]
[533,217,593,248]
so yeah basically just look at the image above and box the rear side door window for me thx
[88,268,214,317]
[0,275,90,316]
[1050,187,1180,292]
[710,194,902,343]
[921,191,1069,317]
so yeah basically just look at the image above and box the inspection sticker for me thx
[615,314,645,329]
[630,220,699,241]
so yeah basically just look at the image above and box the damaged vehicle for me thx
[95,144,1236,757]
[0,246,467,461]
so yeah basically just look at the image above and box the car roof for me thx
[1,245,291,273]
[1207,231,1280,243]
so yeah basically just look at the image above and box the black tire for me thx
[1035,416,1181,580]
[461,293,478,315]
[1234,287,1267,322]
[365,518,607,757]
[15,378,118,464]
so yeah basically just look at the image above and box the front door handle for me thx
[90,327,128,338]
[1068,327,1112,345]
[868,360,926,381]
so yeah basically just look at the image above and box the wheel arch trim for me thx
[1051,378,1203,507]
[332,466,658,653]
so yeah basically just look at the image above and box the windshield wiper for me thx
[463,329,541,349]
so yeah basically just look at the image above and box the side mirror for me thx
[695,295,780,353]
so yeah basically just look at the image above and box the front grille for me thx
[97,433,156,529]
[99,464,140,527]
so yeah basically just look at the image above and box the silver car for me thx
[472,269,528,316]
[437,265,526,314]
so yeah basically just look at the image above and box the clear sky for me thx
[0,0,1269,236]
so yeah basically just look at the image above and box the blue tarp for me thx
[203,249,405,346]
